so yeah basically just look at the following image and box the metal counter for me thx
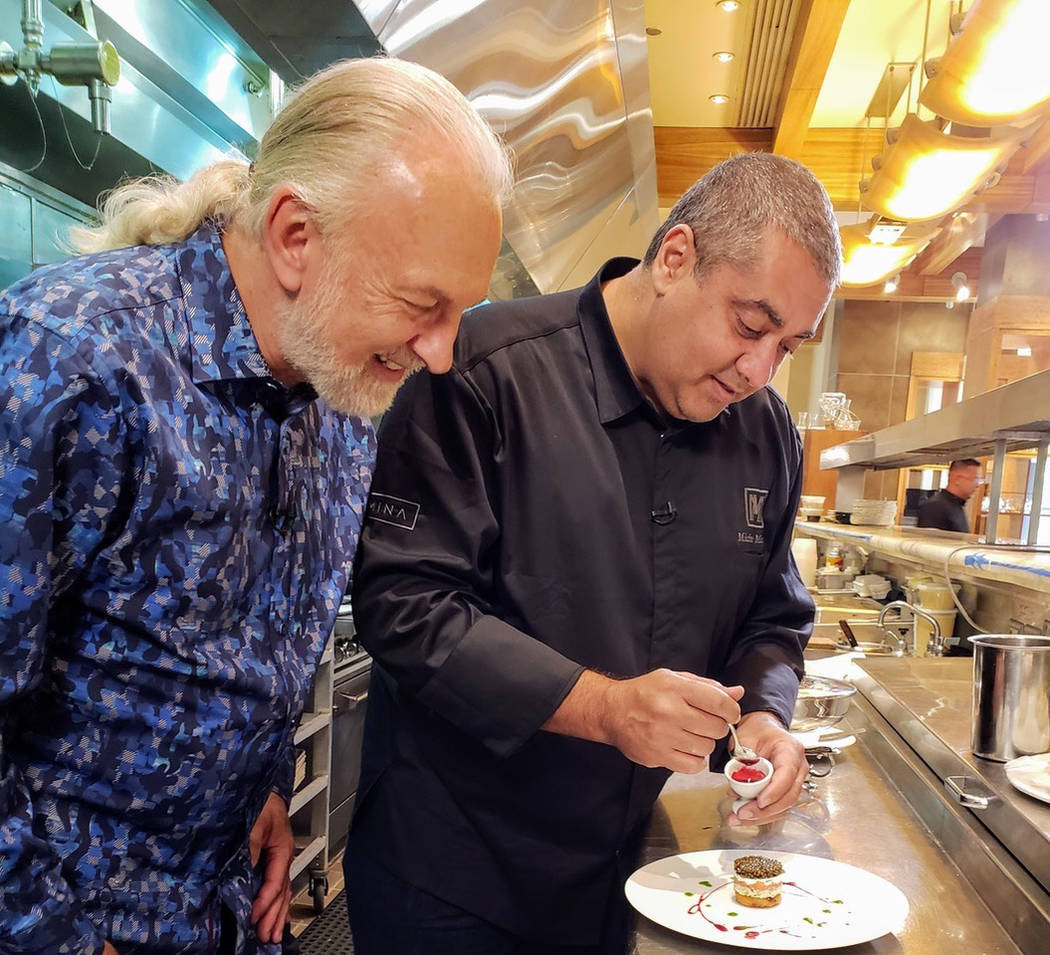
[628,657,1050,953]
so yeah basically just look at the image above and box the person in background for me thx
[346,152,840,955]
[0,56,509,954]
[916,458,982,533]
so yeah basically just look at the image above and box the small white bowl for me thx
[724,756,774,800]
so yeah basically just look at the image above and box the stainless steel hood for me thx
[3,0,659,296]
[207,0,661,294]
[0,0,268,207]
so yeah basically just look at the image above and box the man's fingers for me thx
[256,880,290,943]
[603,670,751,772]
[677,729,719,758]
[275,883,292,941]
[252,849,288,924]
[666,750,710,774]
[691,677,746,703]
[673,674,743,725]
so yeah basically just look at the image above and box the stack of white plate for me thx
[852,573,891,599]
[799,494,826,521]
[850,499,897,526]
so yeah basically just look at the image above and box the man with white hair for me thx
[0,56,509,953]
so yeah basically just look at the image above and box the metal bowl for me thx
[791,675,858,732]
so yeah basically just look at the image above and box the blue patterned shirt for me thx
[0,225,374,953]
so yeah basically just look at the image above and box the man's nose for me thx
[735,340,780,388]
[409,310,462,375]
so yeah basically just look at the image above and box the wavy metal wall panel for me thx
[359,0,659,293]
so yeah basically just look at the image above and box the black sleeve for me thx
[351,366,584,759]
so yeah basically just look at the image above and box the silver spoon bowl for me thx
[728,722,760,764]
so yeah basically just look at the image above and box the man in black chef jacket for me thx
[345,153,841,954]
[917,458,981,533]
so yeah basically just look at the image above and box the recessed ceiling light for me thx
[717,0,741,11]
[709,94,730,105]
[713,51,735,63]
[645,27,662,36]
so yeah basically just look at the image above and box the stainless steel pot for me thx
[791,675,858,732]
[969,634,1050,762]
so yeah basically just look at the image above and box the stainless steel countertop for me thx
[853,657,1050,894]
[630,704,1022,953]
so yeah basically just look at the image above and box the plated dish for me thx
[1004,752,1050,805]
[625,849,908,950]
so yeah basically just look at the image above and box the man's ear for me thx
[650,224,696,295]
[261,186,320,295]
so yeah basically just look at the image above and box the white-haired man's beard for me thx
[278,277,424,418]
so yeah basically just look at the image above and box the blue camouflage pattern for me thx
[0,224,375,953]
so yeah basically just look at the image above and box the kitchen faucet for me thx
[878,600,943,657]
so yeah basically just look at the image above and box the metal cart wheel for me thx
[309,871,328,913]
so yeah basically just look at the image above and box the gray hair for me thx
[71,56,513,253]
[643,152,841,288]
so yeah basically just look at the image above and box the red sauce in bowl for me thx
[730,766,766,783]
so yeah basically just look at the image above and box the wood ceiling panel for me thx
[1021,120,1050,175]
[656,125,1050,215]
[916,214,1000,277]
[772,0,851,159]
[654,127,772,203]
[656,126,884,208]
[798,127,885,207]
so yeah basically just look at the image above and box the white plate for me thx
[1004,752,1050,804]
[625,849,908,950]
[790,728,857,751]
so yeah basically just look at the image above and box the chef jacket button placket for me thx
[650,430,678,525]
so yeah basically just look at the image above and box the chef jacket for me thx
[349,257,812,945]
[916,488,970,533]
[0,225,374,953]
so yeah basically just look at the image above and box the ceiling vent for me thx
[736,0,802,127]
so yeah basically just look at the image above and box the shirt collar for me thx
[577,257,654,425]
[176,223,272,385]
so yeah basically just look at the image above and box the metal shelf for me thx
[819,369,1050,471]
[819,369,1050,543]
[294,710,330,746]
[290,773,329,817]
[290,835,327,881]
[289,633,335,912]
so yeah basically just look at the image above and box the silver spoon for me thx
[728,723,760,765]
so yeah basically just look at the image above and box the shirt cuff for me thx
[418,614,584,758]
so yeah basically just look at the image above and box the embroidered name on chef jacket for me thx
[367,492,420,530]
[738,486,769,546]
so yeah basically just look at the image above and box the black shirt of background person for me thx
[916,488,970,533]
